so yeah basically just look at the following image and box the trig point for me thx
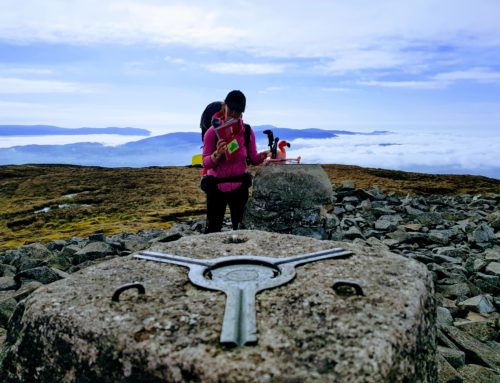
[244,164,337,239]
[0,230,436,382]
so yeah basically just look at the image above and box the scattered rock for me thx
[88,233,106,242]
[70,241,115,265]
[457,295,496,314]
[472,258,487,272]
[436,283,471,299]
[14,243,52,259]
[0,298,17,327]
[442,326,500,370]
[0,264,16,277]
[0,327,5,347]
[436,247,468,259]
[14,266,67,286]
[485,261,500,276]
[436,307,454,327]
[46,253,72,272]
[404,223,423,232]
[457,364,499,382]
[12,257,48,273]
[0,179,499,378]
[375,214,402,231]
[60,244,82,259]
[470,224,495,244]
[433,253,462,265]
[46,239,67,251]
[0,276,17,291]
[2,243,53,274]
[416,212,443,226]
[438,346,465,369]
[473,273,500,296]
[437,353,462,383]
[484,249,500,262]
[454,320,498,343]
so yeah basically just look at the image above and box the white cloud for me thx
[0,1,243,47]
[357,80,444,89]
[0,67,54,76]
[0,134,147,148]
[0,100,196,133]
[317,50,418,74]
[121,62,156,76]
[433,67,500,83]
[258,86,287,94]
[357,67,500,88]
[286,129,500,175]
[1,0,499,65]
[164,56,186,65]
[203,62,286,75]
[232,0,500,62]
[321,87,351,92]
[0,77,91,93]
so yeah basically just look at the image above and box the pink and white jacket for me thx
[202,113,264,192]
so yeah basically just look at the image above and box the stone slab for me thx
[244,165,335,238]
[0,230,436,383]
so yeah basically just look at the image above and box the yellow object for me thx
[191,153,203,166]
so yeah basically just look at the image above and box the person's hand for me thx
[213,139,227,160]
[259,150,271,160]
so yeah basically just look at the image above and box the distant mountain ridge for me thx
[252,125,389,140]
[0,125,388,167]
[0,125,150,136]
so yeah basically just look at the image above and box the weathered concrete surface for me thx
[0,231,436,382]
[244,165,337,239]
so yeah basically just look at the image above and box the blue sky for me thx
[1,0,500,135]
[0,0,499,178]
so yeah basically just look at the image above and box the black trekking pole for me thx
[263,130,274,152]
[271,137,279,159]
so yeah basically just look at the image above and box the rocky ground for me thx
[0,181,499,382]
[1,164,499,249]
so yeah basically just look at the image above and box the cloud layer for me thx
[284,128,500,178]
[1,0,500,80]
[1,127,497,178]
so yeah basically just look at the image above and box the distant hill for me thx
[253,125,389,140]
[0,126,387,167]
[0,125,150,136]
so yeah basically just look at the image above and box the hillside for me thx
[0,127,388,168]
[0,164,499,250]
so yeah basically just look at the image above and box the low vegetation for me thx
[1,164,498,249]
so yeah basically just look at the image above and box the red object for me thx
[214,118,242,158]
[277,140,290,160]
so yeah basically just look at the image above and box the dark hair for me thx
[224,90,246,113]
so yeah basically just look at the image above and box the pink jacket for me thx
[202,117,264,192]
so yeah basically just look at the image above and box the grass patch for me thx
[1,164,498,250]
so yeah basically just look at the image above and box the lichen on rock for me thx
[0,231,436,382]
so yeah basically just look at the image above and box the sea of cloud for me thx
[282,127,500,179]
[0,134,147,148]
[0,127,498,179]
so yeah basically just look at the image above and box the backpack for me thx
[200,101,252,161]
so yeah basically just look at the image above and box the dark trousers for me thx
[205,185,249,233]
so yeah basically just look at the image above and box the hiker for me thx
[202,90,269,233]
